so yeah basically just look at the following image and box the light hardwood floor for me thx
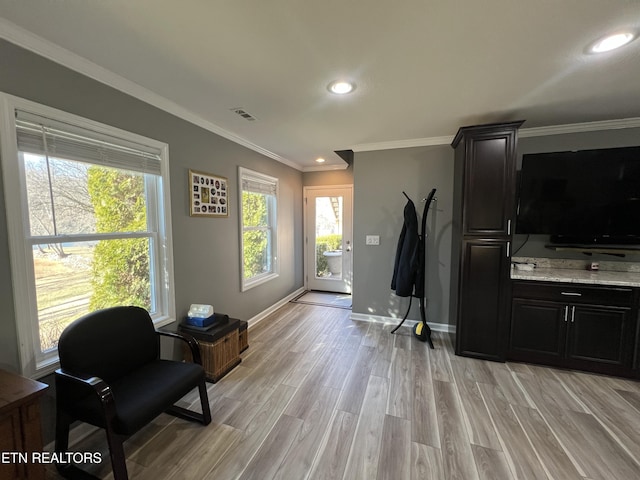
[50,302,640,479]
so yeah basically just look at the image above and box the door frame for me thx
[303,184,353,293]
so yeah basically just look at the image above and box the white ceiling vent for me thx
[230,107,257,121]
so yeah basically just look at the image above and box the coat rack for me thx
[390,188,437,349]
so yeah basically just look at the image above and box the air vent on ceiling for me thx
[230,107,257,121]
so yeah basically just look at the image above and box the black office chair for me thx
[55,306,211,480]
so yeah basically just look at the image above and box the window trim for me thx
[0,93,176,378]
[238,167,279,292]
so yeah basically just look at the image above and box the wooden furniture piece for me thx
[636,329,640,377]
[239,320,249,353]
[0,369,48,480]
[180,318,242,383]
[450,120,524,361]
[509,281,638,377]
[55,306,211,480]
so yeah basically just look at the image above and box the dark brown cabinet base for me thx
[450,121,523,362]
[510,298,566,362]
[509,281,638,378]
[456,239,511,361]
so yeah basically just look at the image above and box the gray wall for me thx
[302,166,353,187]
[0,39,304,375]
[352,145,454,327]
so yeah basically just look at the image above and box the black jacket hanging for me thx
[391,198,419,297]
[414,188,436,298]
[390,189,437,349]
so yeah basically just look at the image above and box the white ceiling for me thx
[1,1,640,171]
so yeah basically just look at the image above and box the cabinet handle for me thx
[561,292,582,297]
[563,305,569,322]
[506,241,510,258]
[571,306,576,323]
[507,219,511,235]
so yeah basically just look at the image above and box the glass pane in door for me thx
[314,196,343,279]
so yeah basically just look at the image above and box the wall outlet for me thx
[366,235,380,245]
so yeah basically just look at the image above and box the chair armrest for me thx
[55,369,117,423]
[56,368,111,397]
[157,330,203,365]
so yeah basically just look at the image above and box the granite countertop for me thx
[510,257,640,287]
[511,267,640,287]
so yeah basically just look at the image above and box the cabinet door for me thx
[463,133,517,236]
[567,304,632,368]
[509,299,567,364]
[456,239,510,361]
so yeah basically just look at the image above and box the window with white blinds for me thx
[238,167,279,291]
[15,110,162,175]
[0,94,175,377]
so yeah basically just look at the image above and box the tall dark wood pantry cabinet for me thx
[449,121,524,361]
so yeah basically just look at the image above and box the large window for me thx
[0,94,175,377]
[239,167,278,291]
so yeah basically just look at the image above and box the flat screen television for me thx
[516,146,640,245]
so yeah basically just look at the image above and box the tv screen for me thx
[516,146,640,245]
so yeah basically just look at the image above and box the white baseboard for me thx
[246,287,306,328]
[349,312,456,334]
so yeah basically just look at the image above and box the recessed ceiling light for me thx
[589,32,636,53]
[315,157,326,163]
[328,80,356,95]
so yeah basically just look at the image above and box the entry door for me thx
[304,186,353,293]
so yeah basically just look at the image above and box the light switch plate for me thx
[366,235,380,245]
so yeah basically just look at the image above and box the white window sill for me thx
[242,272,279,292]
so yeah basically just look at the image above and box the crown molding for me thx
[352,117,640,152]
[352,135,454,152]
[518,117,640,138]
[0,18,302,171]
[302,162,349,173]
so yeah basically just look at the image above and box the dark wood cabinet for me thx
[450,121,524,361]
[461,133,517,236]
[567,304,630,366]
[457,239,511,361]
[509,281,637,377]
[510,298,566,362]
[635,325,640,376]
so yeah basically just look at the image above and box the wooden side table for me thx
[0,369,49,480]
[179,318,242,383]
